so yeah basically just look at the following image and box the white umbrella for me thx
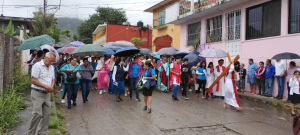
[157,48,177,55]
[199,48,227,58]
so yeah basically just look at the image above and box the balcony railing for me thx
[153,17,166,28]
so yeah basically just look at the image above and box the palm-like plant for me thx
[130,37,143,47]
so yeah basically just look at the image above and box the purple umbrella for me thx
[69,41,84,47]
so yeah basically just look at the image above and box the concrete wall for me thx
[179,0,298,99]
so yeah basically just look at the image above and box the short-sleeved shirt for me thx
[60,64,82,84]
[91,62,98,70]
[248,63,258,76]
[132,64,139,78]
[275,60,287,76]
[143,69,155,83]
[31,60,55,91]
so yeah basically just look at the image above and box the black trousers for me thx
[197,79,207,95]
[181,78,188,97]
[256,78,265,94]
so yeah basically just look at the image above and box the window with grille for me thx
[246,0,281,40]
[187,21,201,46]
[289,0,300,34]
[158,10,166,26]
[226,10,241,41]
[206,15,222,43]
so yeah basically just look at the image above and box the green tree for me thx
[130,37,143,47]
[77,7,127,44]
[31,10,61,43]
[61,29,71,38]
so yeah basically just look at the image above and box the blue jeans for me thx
[65,83,80,106]
[172,84,180,98]
[276,76,284,96]
[287,82,291,100]
[81,78,92,101]
[265,78,274,96]
[129,77,140,99]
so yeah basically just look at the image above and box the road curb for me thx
[238,93,300,111]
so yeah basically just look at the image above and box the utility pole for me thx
[43,0,46,34]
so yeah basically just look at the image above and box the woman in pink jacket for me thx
[95,57,110,94]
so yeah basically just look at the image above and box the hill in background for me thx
[57,17,83,35]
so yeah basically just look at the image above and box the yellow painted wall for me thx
[92,28,107,42]
[151,0,181,51]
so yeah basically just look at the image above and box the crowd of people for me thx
[26,49,300,134]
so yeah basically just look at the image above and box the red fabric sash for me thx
[231,71,240,106]
[170,63,181,84]
[216,66,225,92]
[159,64,168,87]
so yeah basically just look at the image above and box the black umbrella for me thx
[271,52,300,59]
[114,47,140,57]
[183,54,206,66]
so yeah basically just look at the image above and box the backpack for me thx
[67,65,78,82]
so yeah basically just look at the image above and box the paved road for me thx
[58,88,293,135]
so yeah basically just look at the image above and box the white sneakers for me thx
[61,99,65,104]
[61,89,63,92]
[99,90,103,95]
[188,89,192,92]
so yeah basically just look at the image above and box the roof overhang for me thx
[0,16,35,22]
[168,0,250,25]
[144,0,175,12]
[92,24,107,35]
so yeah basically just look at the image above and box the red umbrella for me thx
[60,47,77,54]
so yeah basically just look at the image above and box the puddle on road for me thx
[162,125,241,135]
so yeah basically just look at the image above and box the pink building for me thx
[166,0,300,99]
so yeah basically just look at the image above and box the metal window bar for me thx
[187,21,201,46]
[206,15,223,43]
[289,0,300,34]
[246,0,281,40]
[226,9,241,41]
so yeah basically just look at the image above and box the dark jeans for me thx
[256,78,265,94]
[197,79,207,95]
[276,76,285,96]
[65,83,80,106]
[181,78,188,97]
[287,82,291,101]
[129,77,140,99]
[81,78,92,101]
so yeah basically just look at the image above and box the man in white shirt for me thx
[214,59,225,97]
[274,59,287,99]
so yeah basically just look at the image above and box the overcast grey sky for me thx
[2,0,157,26]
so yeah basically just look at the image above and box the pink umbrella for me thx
[60,47,77,54]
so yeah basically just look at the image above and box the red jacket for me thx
[255,67,266,80]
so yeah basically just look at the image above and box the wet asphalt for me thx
[57,88,293,135]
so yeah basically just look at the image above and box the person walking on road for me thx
[28,52,56,135]
[60,57,82,109]
[286,61,300,103]
[96,57,110,95]
[288,70,300,116]
[137,61,156,113]
[205,62,215,98]
[196,61,207,98]
[59,58,71,104]
[128,57,142,101]
[112,58,129,102]
[181,58,193,100]
[170,56,182,101]
[214,59,225,97]
[80,58,93,103]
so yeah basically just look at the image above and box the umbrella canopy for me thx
[39,45,60,63]
[157,48,177,55]
[174,52,188,58]
[150,52,158,56]
[139,48,152,56]
[69,41,84,47]
[154,55,161,59]
[60,47,77,54]
[169,47,179,51]
[102,48,115,55]
[199,48,227,58]
[183,54,206,66]
[114,47,140,57]
[71,44,106,56]
[103,42,122,50]
[115,40,135,46]
[18,34,55,51]
[271,52,300,59]
[189,51,200,55]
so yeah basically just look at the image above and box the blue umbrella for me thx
[183,54,206,66]
[103,48,115,55]
[69,41,84,47]
[189,51,200,55]
[174,52,188,58]
[115,47,140,56]
[169,47,179,51]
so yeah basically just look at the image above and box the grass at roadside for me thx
[48,90,66,135]
[0,59,31,134]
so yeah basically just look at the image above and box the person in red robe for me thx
[170,56,182,101]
